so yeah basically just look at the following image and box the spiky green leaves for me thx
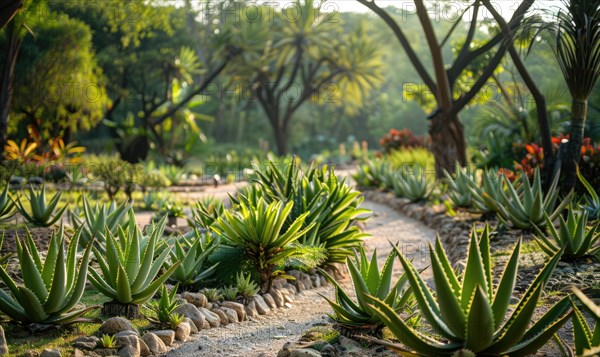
[363,224,573,356]
[486,168,571,229]
[0,185,15,221]
[0,225,97,324]
[320,246,411,327]
[16,185,68,227]
[534,208,600,260]
[146,284,183,325]
[70,195,131,249]
[88,217,181,305]
[392,166,432,203]
[168,234,219,287]
[444,163,477,208]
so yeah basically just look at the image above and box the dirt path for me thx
[165,200,437,357]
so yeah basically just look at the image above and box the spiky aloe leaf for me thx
[465,286,494,352]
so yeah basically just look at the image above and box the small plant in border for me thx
[15,185,68,227]
[146,284,183,326]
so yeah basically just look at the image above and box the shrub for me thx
[0,225,97,324]
[379,128,428,153]
[364,225,572,356]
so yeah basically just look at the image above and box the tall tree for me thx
[0,0,45,158]
[550,0,600,192]
[356,0,535,176]
[224,0,383,155]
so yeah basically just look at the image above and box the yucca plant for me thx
[444,163,477,208]
[319,246,411,334]
[15,185,68,227]
[70,195,131,249]
[577,167,600,220]
[468,168,506,214]
[534,208,600,260]
[88,217,181,317]
[364,225,573,356]
[487,168,571,229]
[167,233,219,288]
[392,169,433,202]
[0,184,15,221]
[146,284,183,326]
[0,225,98,324]
[212,199,313,293]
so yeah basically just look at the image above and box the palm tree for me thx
[551,0,600,191]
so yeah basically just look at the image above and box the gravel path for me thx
[166,200,437,357]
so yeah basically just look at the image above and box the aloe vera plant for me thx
[319,246,411,330]
[16,185,68,227]
[468,168,505,214]
[488,168,571,229]
[570,288,600,356]
[577,167,600,220]
[212,198,313,293]
[88,217,181,309]
[167,233,219,287]
[364,225,573,356]
[444,163,477,208]
[146,284,183,325]
[0,225,97,324]
[392,168,432,202]
[534,208,600,260]
[0,185,15,221]
[70,195,131,249]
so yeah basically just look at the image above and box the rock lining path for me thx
[166,200,437,356]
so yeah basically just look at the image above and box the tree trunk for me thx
[273,124,288,156]
[429,113,467,178]
[561,98,587,192]
[0,30,21,159]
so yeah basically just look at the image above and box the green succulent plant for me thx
[392,168,433,202]
[169,313,185,329]
[191,198,224,230]
[467,168,505,214]
[570,287,600,356]
[319,246,411,329]
[235,272,259,300]
[0,184,15,221]
[146,284,183,325]
[487,168,571,229]
[16,185,68,227]
[142,191,172,211]
[444,163,477,208]
[70,196,131,249]
[534,208,600,260]
[99,334,116,348]
[222,286,239,301]
[0,225,98,324]
[364,225,573,356]
[0,233,12,267]
[201,288,223,302]
[161,165,185,185]
[577,167,600,220]
[212,198,313,293]
[167,233,219,287]
[88,217,181,305]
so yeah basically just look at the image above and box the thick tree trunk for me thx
[562,98,587,193]
[273,124,288,156]
[429,113,467,178]
[0,31,21,159]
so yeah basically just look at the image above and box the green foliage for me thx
[0,225,97,324]
[221,286,238,301]
[161,165,184,185]
[212,199,312,293]
[146,284,183,325]
[142,191,172,211]
[88,155,141,200]
[486,168,571,229]
[167,233,219,287]
[570,288,600,356]
[99,334,116,349]
[320,246,411,328]
[88,217,181,305]
[0,184,15,221]
[169,313,185,330]
[467,168,506,214]
[235,272,259,301]
[534,207,600,260]
[201,288,223,303]
[392,166,433,202]
[70,196,131,249]
[16,185,68,227]
[190,198,224,230]
[364,225,572,356]
[577,167,600,220]
[444,164,477,208]
[0,233,12,267]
